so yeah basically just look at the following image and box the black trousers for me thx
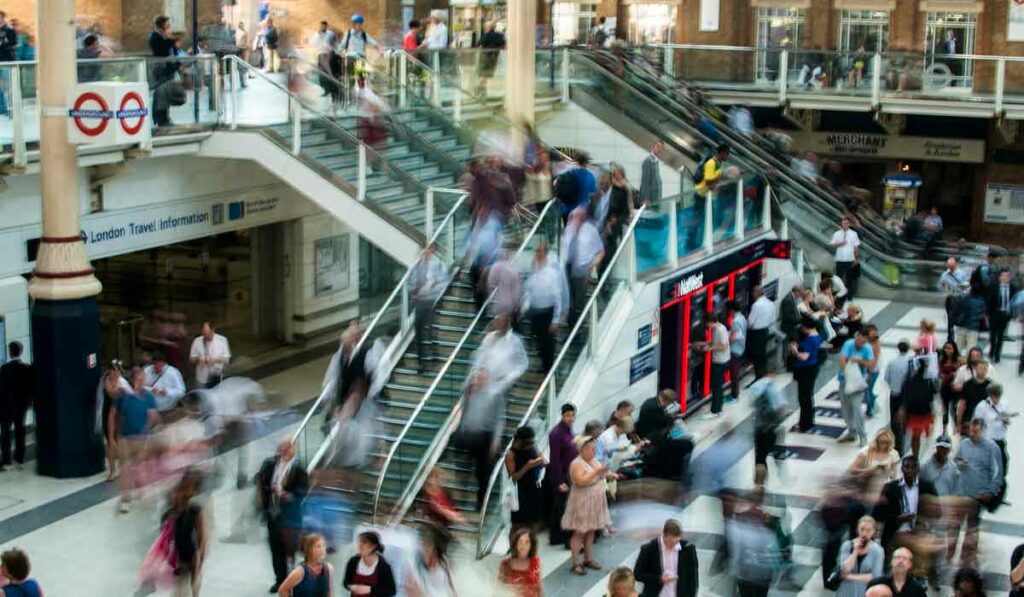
[736,579,770,597]
[414,297,436,365]
[753,427,777,466]
[0,407,27,465]
[459,429,496,510]
[645,436,694,481]
[527,307,556,373]
[889,393,905,456]
[989,312,1011,362]
[795,365,818,432]
[267,517,289,584]
[945,299,957,344]
[729,353,743,398]
[747,328,769,378]
[710,362,728,414]
[836,261,859,299]
[470,263,487,311]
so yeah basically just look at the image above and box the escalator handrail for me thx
[291,192,470,449]
[474,202,650,558]
[567,55,960,277]
[371,198,559,524]
[225,55,434,202]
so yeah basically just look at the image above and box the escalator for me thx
[564,52,961,294]
[609,48,994,265]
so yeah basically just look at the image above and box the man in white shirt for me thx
[938,257,969,344]
[189,321,231,388]
[830,216,861,299]
[410,243,449,370]
[974,383,1008,491]
[144,351,186,411]
[424,15,448,50]
[704,315,732,419]
[522,241,569,373]
[311,20,337,94]
[746,285,776,379]
[726,300,747,403]
[561,207,605,327]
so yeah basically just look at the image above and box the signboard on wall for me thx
[1010,0,1024,41]
[629,347,658,385]
[786,132,985,164]
[660,239,792,304]
[699,0,720,31]
[0,186,318,278]
[984,183,1024,225]
[314,235,351,296]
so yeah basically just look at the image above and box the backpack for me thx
[343,29,368,51]
[901,363,935,415]
[554,170,579,206]
[692,155,715,184]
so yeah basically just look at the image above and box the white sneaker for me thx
[701,412,722,420]
[118,501,131,514]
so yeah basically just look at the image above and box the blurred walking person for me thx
[791,317,822,432]
[837,330,873,447]
[487,249,521,323]
[476,20,504,98]
[956,417,1003,568]
[278,533,333,597]
[456,315,528,509]
[405,525,456,597]
[410,243,449,371]
[167,470,206,597]
[465,205,504,310]
[561,207,604,327]
[144,350,187,412]
[116,367,159,513]
[521,241,568,373]
[97,360,130,480]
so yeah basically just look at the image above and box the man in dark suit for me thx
[636,389,694,480]
[986,270,1018,364]
[0,341,33,470]
[872,455,936,562]
[779,283,803,343]
[256,439,309,593]
[638,140,663,206]
[634,519,699,597]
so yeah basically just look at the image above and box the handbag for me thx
[824,565,843,591]
[139,519,178,588]
[502,470,519,513]
[844,360,868,394]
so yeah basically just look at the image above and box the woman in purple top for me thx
[548,403,578,546]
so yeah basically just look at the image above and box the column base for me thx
[30,297,105,478]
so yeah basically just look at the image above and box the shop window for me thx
[925,12,976,89]
[553,2,599,45]
[755,7,805,82]
[838,9,889,54]
[628,4,678,45]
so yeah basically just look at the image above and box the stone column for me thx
[504,0,537,125]
[29,0,105,477]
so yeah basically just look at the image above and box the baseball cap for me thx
[935,436,952,449]
[352,14,365,24]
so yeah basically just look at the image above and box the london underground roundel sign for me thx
[69,91,112,137]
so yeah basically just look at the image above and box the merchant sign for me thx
[787,132,985,164]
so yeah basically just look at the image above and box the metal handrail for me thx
[371,198,559,524]
[474,202,650,557]
[224,55,435,200]
[571,53,974,276]
[647,44,1024,63]
[290,191,469,448]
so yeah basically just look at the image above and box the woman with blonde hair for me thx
[606,566,638,597]
[917,319,938,354]
[849,428,901,496]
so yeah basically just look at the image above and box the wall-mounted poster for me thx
[700,0,720,31]
[1010,0,1024,41]
[314,235,350,296]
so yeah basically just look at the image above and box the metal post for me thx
[399,51,408,108]
[400,286,411,333]
[587,302,599,357]
[445,216,455,266]
[703,191,714,252]
[995,58,1006,116]
[10,65,25,168]
[762,183,772,231]
[626,230,637,289]
[560,47,570,103]
[357,144,367,201]
[425,189,435,240]
[780,218,789,241]
[212,56,222,120]
[735,179,745,241]
[667,199,679,268]
[778,49,788,105]
[546,379,558,433]
[795,247,804,277]
[291,100,302,155]
[454,92,462,123]
[663,46,674,78]
[871,53,882,108]
[136,59,148,85]
[230,59,239,130]
[432,52,441,107]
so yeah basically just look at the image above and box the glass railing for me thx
[295,190,474,471]
[475,204,648,558]
[372,198,562,525]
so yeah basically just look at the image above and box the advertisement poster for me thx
[984,183,1024,224]
[314,235,351,296]
[700,0,720,31]
[1010,0,1024,41]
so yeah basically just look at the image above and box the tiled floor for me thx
[2,298,1022,596]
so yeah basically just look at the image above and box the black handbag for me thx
[824,565,843,591]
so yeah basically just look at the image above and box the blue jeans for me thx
[864,370,880,415]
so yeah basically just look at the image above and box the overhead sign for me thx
[786,132,985,164]
[68,83,151,146]
[984,183,1024,225]
[660,239,792,304]
[0,186,318,277]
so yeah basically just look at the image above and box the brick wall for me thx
[972,154,1024,246]
[3,0,123,40]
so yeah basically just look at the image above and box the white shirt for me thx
[658,536,681,597]
[596,426,620,467]
[425,23,448,49]
[311,29,336,54]
[340,28,377,58]
[974,399,1007,442]
[189,333,231,385]
[747,296,776,330]
[711,322,731,364]
[898,479,920,532]
[561,220,604,277]
[143,363,187,410]
[830,275,848,299]
[521,258,570,324]
[830,228,860,263]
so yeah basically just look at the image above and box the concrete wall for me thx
[0,277,31,363]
